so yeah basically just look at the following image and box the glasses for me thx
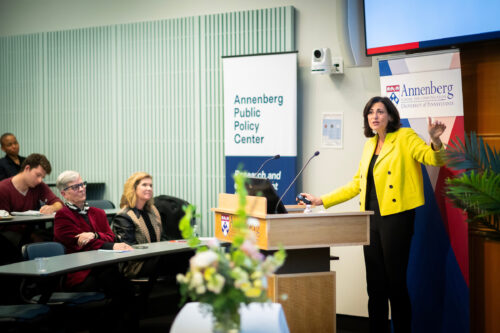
[64,181,87,192]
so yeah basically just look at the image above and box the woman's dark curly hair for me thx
[362,96,401,137]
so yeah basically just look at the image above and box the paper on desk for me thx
[97,249,132,253]
[11,210,44,216]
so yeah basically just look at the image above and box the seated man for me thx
[0,153,63,255]
[53,170,137,330]
[0,153,62,214]
[0,133,25,181]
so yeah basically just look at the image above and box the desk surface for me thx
[0,240,193,277]
[0,209,119,226]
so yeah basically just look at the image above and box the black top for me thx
[0,155,25,181]
[365,154,378,211]
[138,209,157,243]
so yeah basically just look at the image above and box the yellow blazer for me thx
[321,127,444,216]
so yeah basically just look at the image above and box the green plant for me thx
[177,171,286,331]
[444,132,500,238]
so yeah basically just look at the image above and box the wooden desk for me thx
[212,193,372,333]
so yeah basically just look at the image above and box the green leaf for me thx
[444,132,500,174]
[444,132,500,237]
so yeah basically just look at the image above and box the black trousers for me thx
[364,199,415,333]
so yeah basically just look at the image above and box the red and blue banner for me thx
[379,51,469,332]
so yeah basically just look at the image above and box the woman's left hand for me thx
[428,117,446,148]
[428,117,446,139]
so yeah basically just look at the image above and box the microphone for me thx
[274,151,320,213]
[255,154,280,176]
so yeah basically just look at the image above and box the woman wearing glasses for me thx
[53,170,137,329]
[54,170,134,286]
[112,172,166,278]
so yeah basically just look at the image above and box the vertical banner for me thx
[379,51,469,332]
[223,53,297,204]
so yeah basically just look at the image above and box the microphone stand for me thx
[255,154,280,176]
[274,151,320,213]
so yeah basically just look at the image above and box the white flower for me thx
[190,250,218,270]
[189,271,204,290]
[207,274,225,294]
[196,285,206,294]
[176,273,187,284]
[231,267,249,288]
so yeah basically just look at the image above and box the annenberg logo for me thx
[221,215,230,236]
[401,81,454,99]
[386,85,400,93]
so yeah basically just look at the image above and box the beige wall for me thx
[0,0,382,316]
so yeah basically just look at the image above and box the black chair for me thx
[153,195,194,239]
[87,200,115,209]
[0,304,50,332]
[20,242,107,306]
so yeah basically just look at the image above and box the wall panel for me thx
[0,6,295,235]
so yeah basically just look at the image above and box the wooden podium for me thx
[212,193,371,333]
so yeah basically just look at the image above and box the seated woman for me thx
[54,170,133,286]
[112,172,166,278]
[53,170,137,329]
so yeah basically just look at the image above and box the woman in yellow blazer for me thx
[300,96,446,333]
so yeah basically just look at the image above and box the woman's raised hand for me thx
[427,117,446,149]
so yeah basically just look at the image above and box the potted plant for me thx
[444,132,500,239]
[176,172,286,332]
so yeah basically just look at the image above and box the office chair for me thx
[153,195,194,240]
[86,200,115,210]
[0,304,51,332]
[20,242,107,307]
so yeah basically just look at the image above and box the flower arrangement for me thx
[176,172,286,332]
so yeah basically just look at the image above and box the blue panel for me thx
[225,156,296,205]
[378,60,392,77]
[407,166,469,333]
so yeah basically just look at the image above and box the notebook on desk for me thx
[245,177,287,214]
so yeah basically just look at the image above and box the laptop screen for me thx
[245,177,287,214]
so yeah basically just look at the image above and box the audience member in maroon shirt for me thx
[0,154,63,263]
[54,170,138,331]
[0,153,63,214]
[54,170,133,287]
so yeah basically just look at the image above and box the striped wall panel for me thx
[0,6,295,236]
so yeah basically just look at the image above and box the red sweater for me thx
[0,177,62,212]
[54,206,115,287]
